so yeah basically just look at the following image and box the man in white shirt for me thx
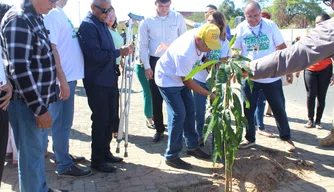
[139,0,187,143]
[155,23,220,169]
[232,0,295,152]
[44,0,91,177]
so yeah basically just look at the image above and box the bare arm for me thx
[184,18,195,28]
[51,44,69,100]
[182,78,215,101]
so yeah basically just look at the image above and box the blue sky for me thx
[0,0,332,28]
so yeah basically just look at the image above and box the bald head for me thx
[244,1,262,27]
[245,1,261,12]
[92,0,111,5]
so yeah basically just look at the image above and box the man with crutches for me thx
[78,0,133,173]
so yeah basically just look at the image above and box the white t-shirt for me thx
[155,29,205,87]
[194,39,231,83]
[44,7,84,83]
[232,18,283,84]
[0,50,7,87]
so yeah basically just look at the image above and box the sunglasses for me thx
[323,0,331,6]
[93,4,113,14]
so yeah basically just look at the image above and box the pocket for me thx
[35,31,52,57]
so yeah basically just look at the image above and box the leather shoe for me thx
[69,154,85,163]
[91,162,117,173]
[153,132,164,142]
[106,153,123,163]
[48,188,68,192]
[165,158,192,170]
[57,165,92,178]
[187,147,211,159]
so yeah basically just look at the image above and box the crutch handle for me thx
[128,12,144,21]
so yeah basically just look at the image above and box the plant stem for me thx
[224,76,231,192]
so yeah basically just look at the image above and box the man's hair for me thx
[261,11,271,19]
[245,0,261,11]
[206,4,217,10]
[0,3,11,21]
[155,0,171,3]
[318,13,331,21]
[92,0,111,5]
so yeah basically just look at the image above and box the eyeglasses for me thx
[245,12,261,19]
[93,4,113,14]
[323,0,331,6]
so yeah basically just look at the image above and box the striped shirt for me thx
[1,1,56,116]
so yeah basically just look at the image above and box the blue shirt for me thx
[77,13,120,87]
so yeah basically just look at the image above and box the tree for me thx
[185,36,253,192]
[269,0,324,27]
[218,0,244,28]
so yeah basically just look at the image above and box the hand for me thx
[0,82,12,110]
[120,45,133,56]
[145,68,153,80]
[59,81,70,100]
[295,71,300,78]
[330,76,334,86]
[209,93,216,101]
[286,74,293,84]
[35,111,52,128]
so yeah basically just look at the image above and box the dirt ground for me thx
[170,146,313,192]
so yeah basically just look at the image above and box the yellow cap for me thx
[197,23,221,50]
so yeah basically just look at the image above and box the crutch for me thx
[116,13,144,157]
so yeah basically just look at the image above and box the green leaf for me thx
[232,55,252,62]
[228,34,236,48]
[184,60,218,81]
[230,62,243,84]
[247,74,254,92]
[206,64,216,92]
[217,64,230,84]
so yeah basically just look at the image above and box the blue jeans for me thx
[8,100,49,192]
[158,86,199,160]
[242,79,291,143]
[254,90,266,130]
[48,81,77,174]
[193,79,208,141]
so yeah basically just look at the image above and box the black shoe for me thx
[91,162,117,173]
[57,165,92,178]
[153,132,164,142]
[48,188,68,192]
[187,148,211,159]
[165,158,192,170]
[106,153,123,163]
[69,154,85,163]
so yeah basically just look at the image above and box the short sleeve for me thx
[44,9,61,45]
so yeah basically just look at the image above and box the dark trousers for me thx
[85,84,118,164]
[0,108,8,185]
[149,56,165,133]
[242,79,291,143]
[304,64,333,123]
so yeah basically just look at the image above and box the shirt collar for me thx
[155,11,171,18]
[22,0,39,16]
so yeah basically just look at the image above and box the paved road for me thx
[1,79,334,192]
[283,72,334,119]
